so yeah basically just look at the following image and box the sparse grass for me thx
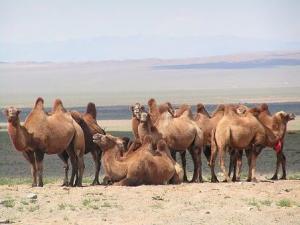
[101,202,111,208]
[277,199,293,207]
[152,195,164,201]
[247,198,260,210]
[288,173,300,180]
[58,203,67,210]
[82,199,92,207]
[1,199,15,208]
[0,177,60,185]
[28,205,39,212]
[260,200,272,206]
[20,200,29,205]
[63,216,69,221]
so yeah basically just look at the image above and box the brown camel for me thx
[210,105,294,182]
[153,103,204,182]
[130,103,145,139]
[232,104,295,181]
[59,102,105,185]
[93,134,183,186]
[4,98,85,187]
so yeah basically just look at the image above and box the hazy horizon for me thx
[1,0,300,61]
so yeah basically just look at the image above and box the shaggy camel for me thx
[153,103,204,182]
[130,103,145,139]
[93,134,183,186]
[59,102,105,185]
[232,104,295,181]
[210,105,294,182]
[4,98,85,187]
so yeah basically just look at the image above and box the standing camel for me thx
[3,98,85,187]
[60,102,105,185]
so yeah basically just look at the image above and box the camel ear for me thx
[140,106,145,111]
[2,109,8,116]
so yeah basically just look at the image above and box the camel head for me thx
[93,133,125,152]
[130,103,145,120]
[3,107,21,123]
[272,111,296,139]
[140,111,150,123]
[235,104,248,115]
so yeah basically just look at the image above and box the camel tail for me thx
[209,128,217,166]
[86,102,97,119]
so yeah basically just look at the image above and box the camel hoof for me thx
[61,181,69,187]
[246,178,251,182]
[91,180,100,186]
[270,175,278,180]
[183,176,188,183]
[31,183,37,187]
[280,176,287,180]
[211,178,219,183]
[252,177,258,183]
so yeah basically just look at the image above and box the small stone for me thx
[26,193,37,200]
[205,211,210,214]
[248,207,254,211]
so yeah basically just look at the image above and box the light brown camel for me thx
[60,102,105,185]
[4,98,85,187]
[93,134,183,186]
[233,103,295,181]
[210,105,294,182]
[130,103,145,139]
[154,103,204,182]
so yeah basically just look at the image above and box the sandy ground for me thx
[0,180,299,225]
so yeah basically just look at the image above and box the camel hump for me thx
[148,98,156,106]
[86,102,97,119]
[260,103,269,111]
[52,99,66,112]
[70,111,83,123]
[34,97,44,110]
[196,103,205,113]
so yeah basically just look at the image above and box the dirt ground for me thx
[0,180,299,225]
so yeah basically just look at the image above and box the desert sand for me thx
[0,180,299,225]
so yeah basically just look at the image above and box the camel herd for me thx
[3,97,295,187]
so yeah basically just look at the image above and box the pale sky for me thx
[0,0,300,61]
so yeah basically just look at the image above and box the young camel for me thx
[4,98,85,187]
[130,103,145,139]
[93,134,183,186]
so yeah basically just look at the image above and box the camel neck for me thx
[7,119,30,152]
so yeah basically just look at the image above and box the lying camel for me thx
[93,134,183,186]
[59,102,105,185]
[4,98,85,187]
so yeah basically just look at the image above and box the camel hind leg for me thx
[58,151,69,186]
[91,147,101,185]
[34,151,45,187]
[180,151,188,182]
[209,129,218,183]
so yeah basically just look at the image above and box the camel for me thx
[232,103,295,181]
[3,98,85,187]
[93,133,183,186]
[130,103,145,139]
[210,105,294,182]
[153,103,204,182]
[59,102,105,185]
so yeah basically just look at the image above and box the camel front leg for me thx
[280,152,287,180]
[34,151,45,187]
[91,148,101,185]
[249,146,262,182]
[188,147,200,183]
[76,154,85,187]
[113,177,139,186]
[180,151,188,182]
[23,151,37,187]
[58,151,69,186]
